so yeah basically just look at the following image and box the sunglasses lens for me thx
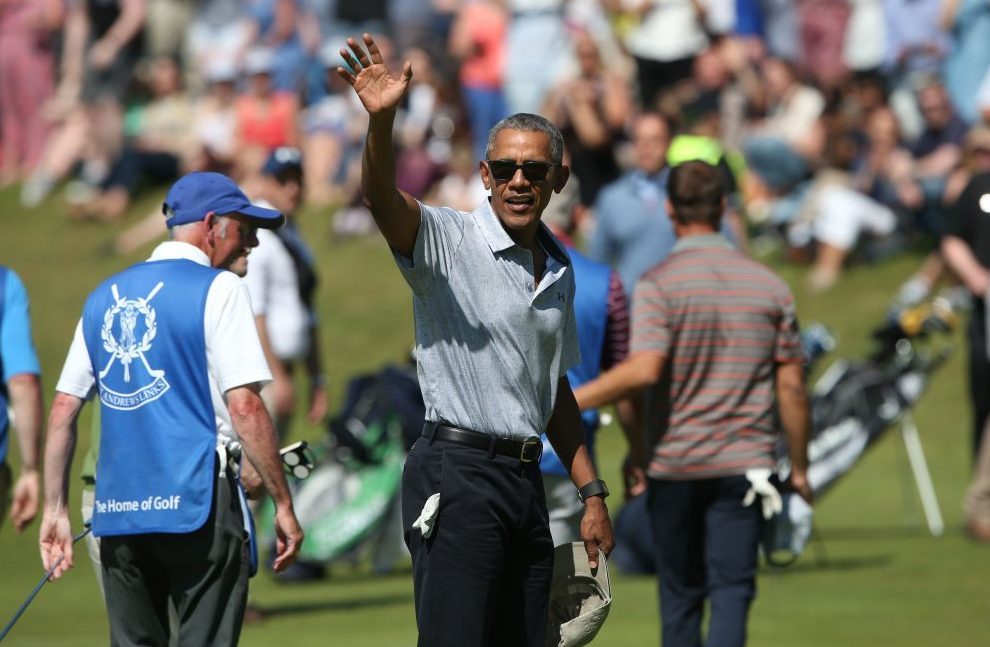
[489,161,516,181]
[292,464,310,479]
[488,161,552,182]
[522,162,551,182]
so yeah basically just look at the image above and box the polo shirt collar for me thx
[672,233,733,253]
[148,241,211,267]
[475,200,570,266]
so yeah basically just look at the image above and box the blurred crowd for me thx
[3,0,990,295]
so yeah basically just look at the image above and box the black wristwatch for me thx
[578,479,609,503]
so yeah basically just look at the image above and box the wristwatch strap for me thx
[578,478,609,502]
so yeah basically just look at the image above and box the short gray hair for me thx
[485,113,564,164]
[168,221,199,240]
[168,214,233,240]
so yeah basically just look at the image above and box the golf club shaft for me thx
[0,526,92,642]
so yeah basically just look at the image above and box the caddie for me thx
[39,172,304,646]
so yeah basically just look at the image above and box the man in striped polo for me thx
[574,160,812,647]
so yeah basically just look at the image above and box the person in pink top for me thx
[234,48,300,177]
[0,0,63,186]
[449,0,509,161]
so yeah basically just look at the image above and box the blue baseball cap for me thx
[163,172,284,229]
[262,147,303,178]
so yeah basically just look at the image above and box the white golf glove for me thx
[412,493,441,539]
[742,468,783,520]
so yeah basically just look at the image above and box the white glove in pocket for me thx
[412,493,441,539]
[742,468,783,520]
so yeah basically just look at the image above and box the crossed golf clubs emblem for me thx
[99,282,164,384]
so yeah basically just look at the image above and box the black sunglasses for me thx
[486,159,557,183]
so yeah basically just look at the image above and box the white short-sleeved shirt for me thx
[394,201,580,441]
[55,241,272,441]
[242,228,310,360]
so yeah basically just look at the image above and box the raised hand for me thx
[337,34,412,116]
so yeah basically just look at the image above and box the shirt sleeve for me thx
[392,202,467,295]
[630,273,671,355]
[602,270,630,370]
[774,288,804,364]
[1,269,41,380]
[54,319,95,399]
[205,272,273,393]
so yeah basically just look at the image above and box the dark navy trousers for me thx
[401,436,554,647]
[647,475,763,647]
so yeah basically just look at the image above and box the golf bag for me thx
[765,294,960,563]
[258,362,424,577]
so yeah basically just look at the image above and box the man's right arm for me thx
[776,362,813,503]
[942,235,990,296]
[340,34,421,258]
[226,385,303,572]
[39,392,84,580]
[7,373,43,532]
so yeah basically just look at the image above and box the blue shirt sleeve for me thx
[1,269,41,381]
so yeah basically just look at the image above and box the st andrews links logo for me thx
[97,282,171,410]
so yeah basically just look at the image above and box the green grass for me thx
[1,184,987,646]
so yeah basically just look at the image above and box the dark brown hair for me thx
[667,160,725,227]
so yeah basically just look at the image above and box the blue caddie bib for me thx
[81,259,221,537]
[541,249,610,476]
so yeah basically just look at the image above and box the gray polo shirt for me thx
[394,200,580,441]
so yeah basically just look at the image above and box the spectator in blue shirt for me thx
[0,265,43,534]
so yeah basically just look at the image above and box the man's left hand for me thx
[622,454,647,499]
[579,497,614,569]
[10,468,40,532]
[307,385,328,425]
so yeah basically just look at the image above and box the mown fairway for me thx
[1,185,986,646]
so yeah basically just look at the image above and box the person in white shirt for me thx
[242,147,328,435]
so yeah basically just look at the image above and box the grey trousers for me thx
[100,471,249,647]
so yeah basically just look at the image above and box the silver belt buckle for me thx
[520,437,542,463]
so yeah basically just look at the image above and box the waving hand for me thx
[338,34,413,116]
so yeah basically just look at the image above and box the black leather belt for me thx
[423,423,543,463]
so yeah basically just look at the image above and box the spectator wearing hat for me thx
[243,148,328,435]
[575,160,812,647]
[40,172,303,646]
